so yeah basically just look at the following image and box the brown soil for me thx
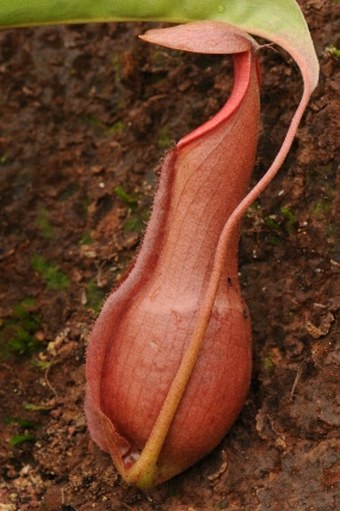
[0,1,339,510]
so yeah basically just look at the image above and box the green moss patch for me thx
[86,280,106,313]
[0,298,41,359]
[31,255,69,290]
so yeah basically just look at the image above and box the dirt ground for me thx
[0,1,339,510]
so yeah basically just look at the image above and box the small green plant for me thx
[123,207,151,233]
[115,186,151,234]
[157,127,172,148]
[280,206,297,233]
[263,355,275,372]
[325,45,340,58]
[263,206,297,236]
[114,185,138,208]
[0,298,41,358]
[86,280,106,313]
[263,214,281,231]
[31,255,69,290]
[122,215,144,233]
[23,402,52,412]
[31,358,53,371]
[5,416,38,447]
[79,230,93,245]
[9,433,36,447]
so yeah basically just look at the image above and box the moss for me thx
[81,113,106,132]
[245,200,262,225]
[107,120,124,134]
[157,127,172,148]
[114,185,138,209]
[261,205,297,237]
[79,230,93,245]
[263,355,275,372]
[123,216,144,233]
[86,280,106,313]
[310,198,333,218]
[31,358,53,371]
[0,298,41,359]
[31,255,69,290]
[9,433,36,447]
[36,208,54,239]
[263,215,280,231]
[5,416,37,429]
[280,206,297,233]
[5,417,37,447]
[247,200,261,212]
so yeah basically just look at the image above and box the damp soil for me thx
[0,1,339,510]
